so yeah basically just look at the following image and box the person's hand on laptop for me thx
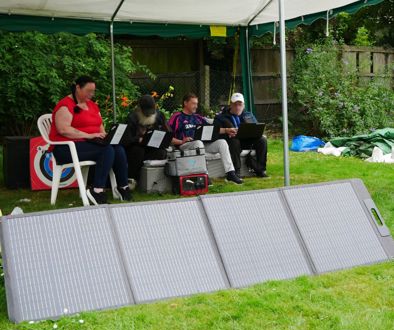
[87,132,107,139]
[225,127,238,138]
[182,136,193,144]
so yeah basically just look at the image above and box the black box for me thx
[3,136,31,189]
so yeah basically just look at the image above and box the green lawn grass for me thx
[0,140,393,329]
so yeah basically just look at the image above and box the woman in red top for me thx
[49,76,130,205]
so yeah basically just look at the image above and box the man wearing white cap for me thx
[214,92,268,177]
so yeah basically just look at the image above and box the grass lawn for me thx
[0,139,393,329]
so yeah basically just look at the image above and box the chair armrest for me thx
[49,141,80,164]
[49,141,76,146]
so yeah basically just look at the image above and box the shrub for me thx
[354,26,374,47]
[0,31,152,136]
[289,38,394,138]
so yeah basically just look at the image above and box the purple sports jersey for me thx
[168,111,208,140]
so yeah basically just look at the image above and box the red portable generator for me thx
[171,174,208,196]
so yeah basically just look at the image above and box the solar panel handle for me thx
[364,199,390,237]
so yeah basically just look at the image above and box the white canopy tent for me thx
[0,0,383,186]
[0,0,374,25]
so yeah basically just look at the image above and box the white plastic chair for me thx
[37,114,120,206]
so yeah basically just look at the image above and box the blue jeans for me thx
[53,142,128,189]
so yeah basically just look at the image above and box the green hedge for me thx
[0,31,151,136]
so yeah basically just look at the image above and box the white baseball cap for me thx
[231,92,244,103]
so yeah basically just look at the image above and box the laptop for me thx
[236,123,266,140]
[141,129,173,149]
[89,124,130,146]
[194,125,220,142]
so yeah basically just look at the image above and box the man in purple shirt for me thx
[168,93,243,184]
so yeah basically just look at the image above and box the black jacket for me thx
[213,106,257,139]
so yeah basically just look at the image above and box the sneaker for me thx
[235,170,242,178]
[86,189,108,205]
[128,178,137,191]
[208,176,214,187]
[225,171,244,185]
[255,171,269,178]
[116,186,132,202]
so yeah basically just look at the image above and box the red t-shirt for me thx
[48,96,103,146]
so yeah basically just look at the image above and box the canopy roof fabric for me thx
[0,0,383,36]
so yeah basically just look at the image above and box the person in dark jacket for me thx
[125,95,171,181]
[214,92,268,177]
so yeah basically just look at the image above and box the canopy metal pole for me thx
[110,0,126,123]
[110,22,117,122]
[245,26,254,113]
[241,0,274,114]
[279,0,290,186]
[247,0,274,26]
[240,27,252,113]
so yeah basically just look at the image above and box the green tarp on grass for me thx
[330,128,394,159]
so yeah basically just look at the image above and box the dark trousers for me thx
[126,144,167,180]
[53,142,128,189]
[226,136,268,173]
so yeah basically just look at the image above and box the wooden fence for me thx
[249,46,394,122]
[130,43,394,122]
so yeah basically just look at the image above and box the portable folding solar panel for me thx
[0,179,393,323]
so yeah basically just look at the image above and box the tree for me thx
[0,31,151,136]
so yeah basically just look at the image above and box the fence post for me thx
[240,26,255,114]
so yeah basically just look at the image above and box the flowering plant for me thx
[150,85,175,120]
[289,38,394,137]
[99,94,138,129]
